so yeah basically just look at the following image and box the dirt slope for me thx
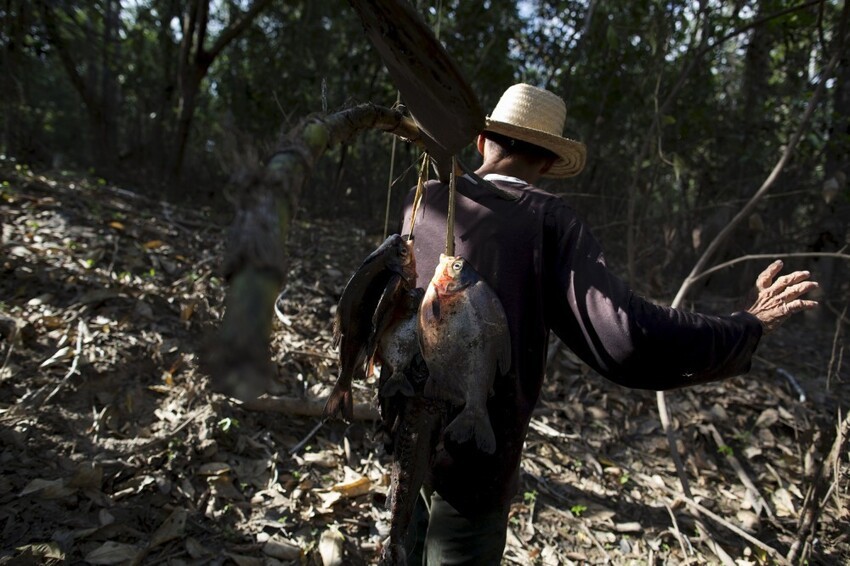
[1,162,847,565]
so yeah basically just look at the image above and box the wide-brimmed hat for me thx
[483,83,586,178]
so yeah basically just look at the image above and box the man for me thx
[399,83,818,564]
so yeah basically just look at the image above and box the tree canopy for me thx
[2,0,848,298]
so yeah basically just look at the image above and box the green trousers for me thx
[403,489,511,565]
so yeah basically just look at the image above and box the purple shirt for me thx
[401,175,762,514]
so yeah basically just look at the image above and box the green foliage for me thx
[570,504,587,517]
[217,417,239,433]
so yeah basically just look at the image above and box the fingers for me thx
[748,262,820,333]
[773,269,813,290]
[789,299,819,313]
[778,280,819,302]
[756,260,784,290]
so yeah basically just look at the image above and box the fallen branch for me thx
[753,354,807,402]
[41,319,85,407]
[702,423,774,520]
[826,302,847,390]
[637,473,792,566]
[241,394,380,421]
[787,410,850,564]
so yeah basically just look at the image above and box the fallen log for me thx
[241,394,380,421]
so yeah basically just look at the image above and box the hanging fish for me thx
[379,393,443,566]
[417,254,511,454]
[370,286,425,399]
[369,285,425,447]
[324,235,416,421]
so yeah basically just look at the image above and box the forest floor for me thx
[1,160,848,565]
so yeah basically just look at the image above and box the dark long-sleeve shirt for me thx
[401,174,762,515]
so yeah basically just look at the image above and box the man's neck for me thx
[475,160,542,185]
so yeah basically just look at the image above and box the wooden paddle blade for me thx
[348,0,484,155]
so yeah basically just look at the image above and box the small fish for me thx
[324,235,416,421]
[379,394,443,566]
[371,287,425,399]
[417,254,511,454]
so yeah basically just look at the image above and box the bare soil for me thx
[1,162,848,565]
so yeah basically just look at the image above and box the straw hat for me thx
[483,84,586,178]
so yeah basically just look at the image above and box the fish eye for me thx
[452,261,463,272]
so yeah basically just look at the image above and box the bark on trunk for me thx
[204,104,422,401]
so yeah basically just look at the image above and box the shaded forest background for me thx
[2,1,850,564]
[3,0,848,309]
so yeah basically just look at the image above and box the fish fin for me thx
[423,376,439,399]
[430,295,441,321]
[380,372,415,398]
[367,275,404,357]
[444,409,496,454]
[323,383,353,421]
[332,315,342,348]
[497,332,512,376]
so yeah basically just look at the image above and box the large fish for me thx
[324,235,416,421]
[417,254,511,454]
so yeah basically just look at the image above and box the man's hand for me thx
[746,260,819,333]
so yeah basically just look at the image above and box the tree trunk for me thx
[169,0,274,181]
[37,0,120,174]
[98,0,121,171]
[1,0,27,158]
[815,4,850,320]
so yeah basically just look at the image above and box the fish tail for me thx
[380,372,415,398]
[323,382,354,421]
[422,377,440,400]
[444,409,496,454]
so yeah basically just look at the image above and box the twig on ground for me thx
[826,302,847,390]
[140,405,214,452]
[578,521,611,563]
[753,356,807,401]
[639,473,792,565]
[663,503,691,559]
[777,368,807,402]
[0,323,17,378]
[241,394,380,420]
[528,417,580,440]
[787,410,850,564]
[703,423,775,519]
[41,319,84,406]
[289,419,326,455]
[656,392,733,565]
